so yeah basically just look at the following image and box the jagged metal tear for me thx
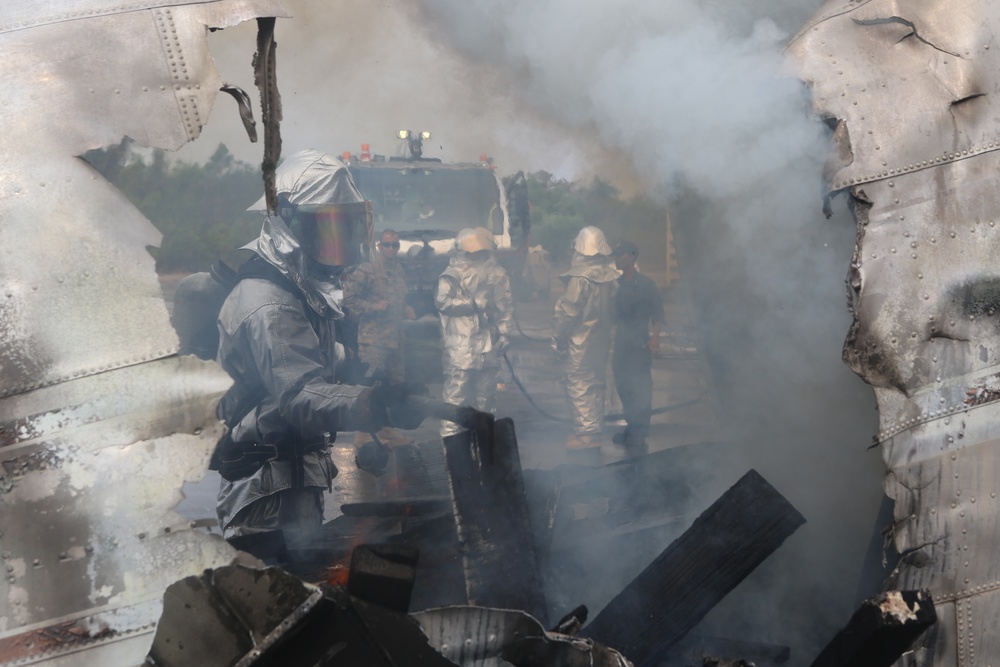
[0,1,288,665]
[788,2,1000,665]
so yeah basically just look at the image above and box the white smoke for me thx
[394,0,886,659]
[187,0,887,660]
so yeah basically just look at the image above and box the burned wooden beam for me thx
[808,590,936,667]
[443,417,548,625]
[581,469,806,665]
[340,497,451,517]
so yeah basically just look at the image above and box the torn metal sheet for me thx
[788,1,1000,197]
[0,0,287,399]
[414,606,632,667]
[148,565,321,667]
[787,3,1000,665]
[0,1,288,665]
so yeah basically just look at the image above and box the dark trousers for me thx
[613,343,652,438]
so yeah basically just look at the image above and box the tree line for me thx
[86,142,668,273]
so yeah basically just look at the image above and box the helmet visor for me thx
[292,203,368,267]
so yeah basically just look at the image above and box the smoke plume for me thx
[398,0,886,658]
[189,0,886,659]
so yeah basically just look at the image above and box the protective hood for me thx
[572,226,612,257]
[248,149,366,210]
[244,216,345,318]
[455,227,494,253]
[561,252,620,283]
[243,149,375,318]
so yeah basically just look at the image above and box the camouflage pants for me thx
[359,343,405,384]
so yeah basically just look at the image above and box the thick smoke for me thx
[180,0,636,182]
[191,0,887,659]
[403,0,886,658]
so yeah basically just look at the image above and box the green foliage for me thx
[86,141,668,273]
[526,172,668,267]
[85,141,264,273]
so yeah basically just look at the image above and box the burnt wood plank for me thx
[443,417,548,625]
[808,590,936,667]
[581,469,805,665]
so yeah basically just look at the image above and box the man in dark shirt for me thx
[612,241,665,454]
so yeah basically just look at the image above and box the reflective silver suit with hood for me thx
[553,228,620,438]
[435,252,514,437]
[217,151,372,542]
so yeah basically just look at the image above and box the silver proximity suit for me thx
[553,251,620,437]
[216,216,371,544]
[435,253,514,437]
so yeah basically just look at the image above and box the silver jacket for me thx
[553,253,619,354]
[553,253,619,434]
[435,253,514,371]
[216,216,369,535]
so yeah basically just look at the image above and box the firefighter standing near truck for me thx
[342,228,417,446]
[552,226,620,459]
[435,228,514,437]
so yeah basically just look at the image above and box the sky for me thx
[183,0,887,659]
[178,0,638,184]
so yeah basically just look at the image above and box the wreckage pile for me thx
[147,414,937,666]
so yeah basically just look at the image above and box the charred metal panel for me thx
[414,606,631,667]
[788,3,1000,665]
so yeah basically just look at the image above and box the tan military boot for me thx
[565,433,601,449]
[565,433,602,465]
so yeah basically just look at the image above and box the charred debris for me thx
[148,413,933,666]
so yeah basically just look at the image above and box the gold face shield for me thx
[290,202,370,267]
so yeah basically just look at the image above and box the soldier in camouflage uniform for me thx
[343,229,416,444]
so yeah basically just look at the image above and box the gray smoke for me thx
[180,0,634,182]
[189,0,887,660]
[400,0,886,659]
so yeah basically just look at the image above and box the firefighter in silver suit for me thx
[435,228,514,437]
[215,150,387,561]
[553,226,620,455]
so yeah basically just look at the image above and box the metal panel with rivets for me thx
[788,3,1000,665]
[0,1,287,665]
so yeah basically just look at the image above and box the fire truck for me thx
[343,131,531,381]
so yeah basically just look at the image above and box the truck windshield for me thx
[349,165,503,239]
